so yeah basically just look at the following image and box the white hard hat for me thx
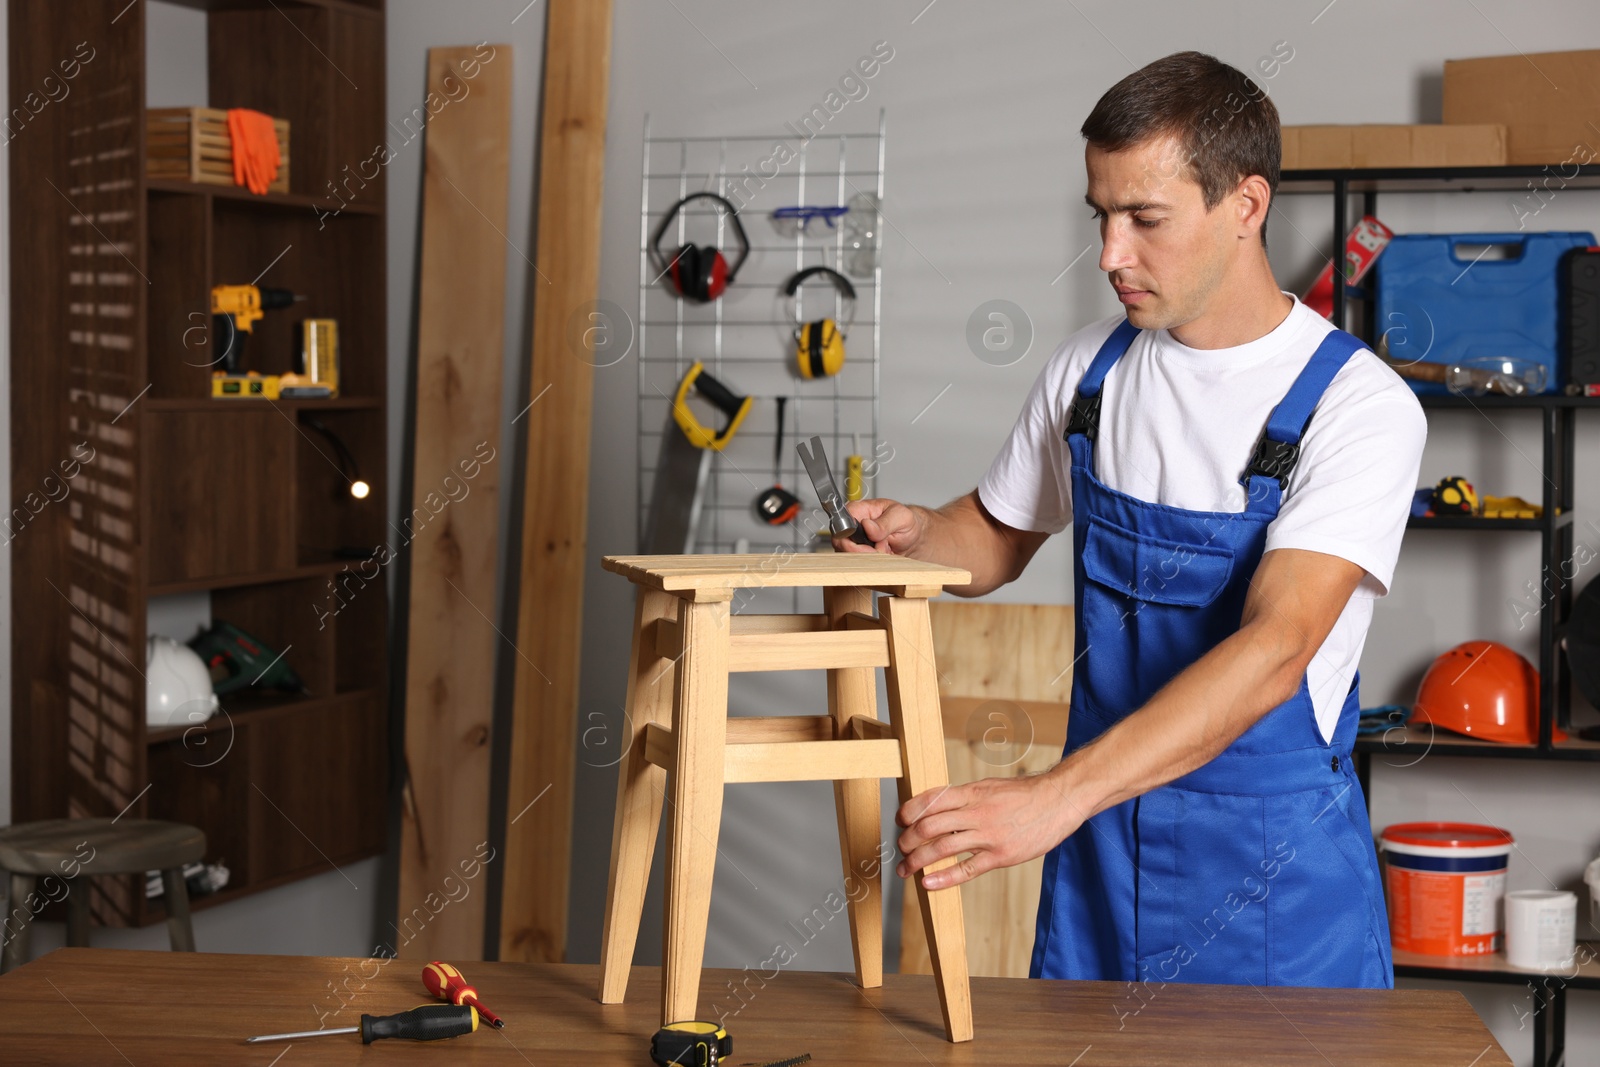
[146,635,220,728]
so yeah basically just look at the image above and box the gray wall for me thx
[580,4,1600,1065]
[2,2,1598,1064]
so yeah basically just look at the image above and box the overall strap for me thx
[1241,327,1367,513]
[1063,318,1139,442]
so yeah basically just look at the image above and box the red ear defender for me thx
[651,193,749,303]
[666,244,699,301]
[704,251,730,300]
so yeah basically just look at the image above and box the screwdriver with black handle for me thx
[246,1004,479,1045]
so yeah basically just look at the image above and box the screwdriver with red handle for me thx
[423,961,505,1028]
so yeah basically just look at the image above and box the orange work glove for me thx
[225,108,281,195]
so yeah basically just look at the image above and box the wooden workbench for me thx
[0,948,1508,1064]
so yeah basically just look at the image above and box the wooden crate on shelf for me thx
[145,107,290,193]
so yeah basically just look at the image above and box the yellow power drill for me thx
[211,284,301,373]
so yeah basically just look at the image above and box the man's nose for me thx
[1099,221,1135,274]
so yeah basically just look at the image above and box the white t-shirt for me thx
[977,295,1427,742]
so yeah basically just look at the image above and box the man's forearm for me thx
[891,550,1362,890]
[903,493,1024,596]
[1045,618,1305,819]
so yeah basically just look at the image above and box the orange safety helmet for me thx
[1413,640,1565,745]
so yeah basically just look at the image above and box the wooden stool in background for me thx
[597,553,974,1042]
[0,819,206,973]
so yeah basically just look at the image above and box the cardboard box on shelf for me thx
[1282,124,1507,170]
[1444,50,1600,165]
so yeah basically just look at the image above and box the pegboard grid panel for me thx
[636,112,886,560]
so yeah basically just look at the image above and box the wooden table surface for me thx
[0,948,1509,1065]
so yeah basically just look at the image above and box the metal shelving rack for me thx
[1280,163,1600,1067]
[635,113,886,568]
[1378,389,1591,761]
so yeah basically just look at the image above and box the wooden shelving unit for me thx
[8,0,388,930]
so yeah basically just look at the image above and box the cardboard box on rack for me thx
[1444,50,1600,165]
[1282,124,1507,170]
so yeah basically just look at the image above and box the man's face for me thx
[1085,135,1240,333]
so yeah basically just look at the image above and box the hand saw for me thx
[643,363,751,553]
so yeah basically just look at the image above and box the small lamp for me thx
[303,417,371,501]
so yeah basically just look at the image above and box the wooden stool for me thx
[597,553,975,1043]
[0,819,206,973]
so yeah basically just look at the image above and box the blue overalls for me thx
[1029,319,1394,989]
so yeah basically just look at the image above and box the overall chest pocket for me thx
[1080,516,1234,607]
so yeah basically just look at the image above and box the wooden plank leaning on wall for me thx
[397,44,513,960]
[899,602,1075,978]
[499,0,615,963]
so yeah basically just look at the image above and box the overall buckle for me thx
[1064,393,1102,442]
[1245,436,1300,490]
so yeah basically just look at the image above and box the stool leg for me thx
[161,868,196,952]
[599,587,681,1003]
[880,595,973,1043]
[825,586,884,989]
[660,597,730,1027]
[65,879,91,948]
[2,874,37,974]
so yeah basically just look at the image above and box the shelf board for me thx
[1418,393,1600,410]
[1280,163,1600,194]
[148,0,382,20]
[146,177,380,216]
[147,557,371,597]
[1407,515,1548,532]
[139,845,385,927]
[1393,943,1600,991]
[1356,724,1600,761]
[145,686,379,746]
[144,395,382,413]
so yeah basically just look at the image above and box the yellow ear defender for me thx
[784,266,856,380]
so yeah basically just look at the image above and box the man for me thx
[837,52,1425,988]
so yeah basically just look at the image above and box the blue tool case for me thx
[1374,231,1596,394]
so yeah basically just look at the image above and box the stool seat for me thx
[0,819,205,876]
[598,553,976,1042]
[0,818,206,973]
[602,552,963,598]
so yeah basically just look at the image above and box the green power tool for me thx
[188,620,308,696]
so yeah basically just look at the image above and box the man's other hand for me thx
[894,772,1083,890]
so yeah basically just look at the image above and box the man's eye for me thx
[1134,216,1160,229]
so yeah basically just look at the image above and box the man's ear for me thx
[1235,174,1272,239]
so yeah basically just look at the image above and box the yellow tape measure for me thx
[650,1020,731,1066]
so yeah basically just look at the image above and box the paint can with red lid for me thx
[1380,822,1513,956]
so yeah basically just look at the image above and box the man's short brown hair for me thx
[1081,51,1280,242]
